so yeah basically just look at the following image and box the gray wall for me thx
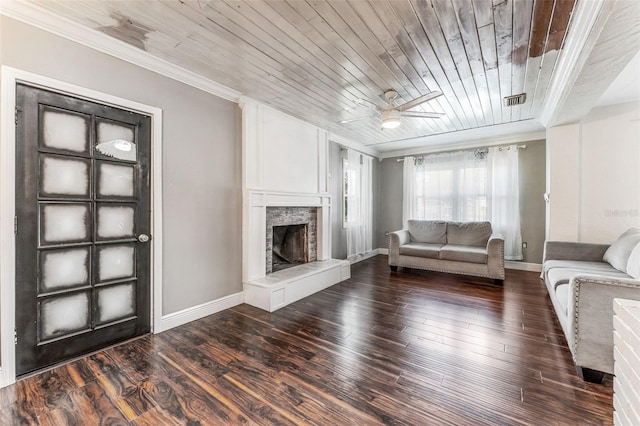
[375,140,547,263]
[1,17,242,315]
[518,140,546,263]
[375,155,404,250]
[328,142,378,260]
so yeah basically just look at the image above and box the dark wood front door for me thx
[15,84,151,377]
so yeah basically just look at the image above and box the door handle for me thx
[137,234,151,243]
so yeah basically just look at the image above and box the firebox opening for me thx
[272,224,308,272]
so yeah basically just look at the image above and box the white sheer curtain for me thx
[346,149,373,258]
[402,146,523,260]
[406,150,488,222]
[402,156,415,228]
[489,146,523,260]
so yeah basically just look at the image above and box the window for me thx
[343,150,373,258]
[403,147,523,260]
[343,158,360,227]
[412,151,488,222]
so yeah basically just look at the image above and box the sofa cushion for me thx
[407,220,447,244]
[555,283,570,316]
[447,222,492,247]
[603,228,640,273]
[626,243,640,280]
[399,243,443,259]
[547,268,630,290]
[439,245,488,264]
[543,260,623,276]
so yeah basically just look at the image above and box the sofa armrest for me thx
[566,275,640,374]
[543,241,609,263]
[486,234,505,280]
[388,230,410,266]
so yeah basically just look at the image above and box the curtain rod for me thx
[396,145,527,162]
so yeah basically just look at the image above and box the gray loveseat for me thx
[542,228,640,382]
[388,220,505,282]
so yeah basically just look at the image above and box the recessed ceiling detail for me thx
[27,0,582,150]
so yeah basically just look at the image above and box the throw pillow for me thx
[626,243,640,280]
[407,220,447,244]
[603,228,640,273]
[447,222,492,247]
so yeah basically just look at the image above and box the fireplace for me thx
[242,189,350,312]
[272,224,308,272]
[265,206,317,274]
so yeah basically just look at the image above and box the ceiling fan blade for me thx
[353,97,380,110]
[339,116,369,124]
[401,111,445,118]
[397,90,443,111]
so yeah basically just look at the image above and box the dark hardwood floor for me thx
[0,255,613,425]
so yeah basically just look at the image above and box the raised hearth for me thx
[244,259,350,312]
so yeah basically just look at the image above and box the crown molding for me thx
[539,0,611,127]
[327,132,380,158]
[0,0,241,102]
[376,120,545,159]
[378,129,545,159]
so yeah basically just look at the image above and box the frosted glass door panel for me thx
[40,155,90,197]
[40,247,90,292]
[41,108,89,154]
[97,245,135,281]
[97,283,135,324]
[39,292,90,341]
[97,162,135,198]
[97,205,135,239]
[96,121,136,161]
[40,203,90,246]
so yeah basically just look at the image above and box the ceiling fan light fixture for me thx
[381,109,401,129]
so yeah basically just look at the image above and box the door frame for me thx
[0,66,164,387]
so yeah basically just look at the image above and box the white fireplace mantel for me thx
[241,100,350,312]
[244,189,332,282]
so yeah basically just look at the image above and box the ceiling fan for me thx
[341,90,445,129]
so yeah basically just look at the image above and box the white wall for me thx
[547,101,640,243]
[242,100,327,194]
[547,124,581,241]
[580,102,640,242]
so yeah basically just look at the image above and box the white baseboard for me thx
[0,369,9,388]
[505,261,542,272]
[349,249,385,264]
[158,291,244,332]
[377,248,389,255]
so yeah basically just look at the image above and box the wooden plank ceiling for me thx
[30,0,577,149]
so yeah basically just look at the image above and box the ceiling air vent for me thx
[503,93,527,107]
